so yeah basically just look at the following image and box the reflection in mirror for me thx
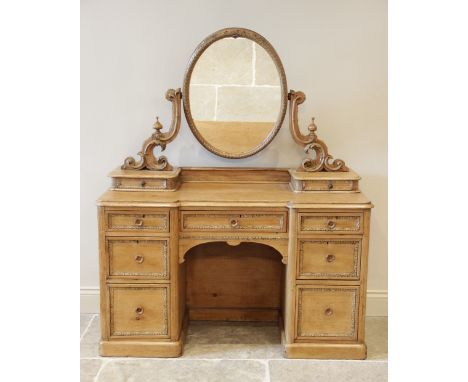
[189,37,282,157]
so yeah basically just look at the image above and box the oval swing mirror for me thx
[183,28,288,158]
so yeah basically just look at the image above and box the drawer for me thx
[296,286,359,340]
[109,285,169,338]
[298,239,361,280]
[106,210,169,232]
[113,177,170,190]
[107,238,169,280]
[181,211,287,233]
[299,213,362,234]
[302,179,355,191]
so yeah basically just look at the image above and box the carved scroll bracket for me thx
[122,88,182,171]
[288,90,348,172]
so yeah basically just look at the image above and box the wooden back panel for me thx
[185,242,284,321]
[180,167,291,184]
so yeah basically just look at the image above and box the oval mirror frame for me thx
[182,27,288,159]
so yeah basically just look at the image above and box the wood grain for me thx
[185,242,283,320]
[295,285,360,341]
[107,238,169,280]
[109,285,170,339]
[297,239,361,280]
[180,210,287,233]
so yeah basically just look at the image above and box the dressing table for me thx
[97,28,372,359]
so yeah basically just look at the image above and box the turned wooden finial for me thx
[121,88,182,171]
[308,118,317,132]
[153,116,163,133]
[308,118,318,141]
[288,90,348,172]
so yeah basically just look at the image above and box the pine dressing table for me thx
[97,28,373,359]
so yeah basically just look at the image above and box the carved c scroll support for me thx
[122,88,182,171]
[288,90,349,172]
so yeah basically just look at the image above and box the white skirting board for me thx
[80,288,388,316]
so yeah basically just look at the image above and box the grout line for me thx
[259,359,270,382]
[80,314,98,342]
[80,356,387,363]
[214,85,218,121]
[191,83,280,88]
[93,358,111,382]
[252,41,256,86]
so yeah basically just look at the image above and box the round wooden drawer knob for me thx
[327,181,334,190]
[135,255,144,264]
[135,306,144,319]
[230,219,239,228]
[327,220,336,229]
[135,218,144,227]
[326,254,336,263]
[141,181,146,187]
[324,308,333,316]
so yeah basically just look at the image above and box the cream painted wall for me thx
[81,0,387,311]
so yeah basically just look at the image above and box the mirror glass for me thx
[184,32,287,158]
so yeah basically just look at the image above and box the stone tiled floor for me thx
[81,315,387,382]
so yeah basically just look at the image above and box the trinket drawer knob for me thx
[230,219,239,228]
[135,218,144,227]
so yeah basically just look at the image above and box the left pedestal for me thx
[97,204,186,357]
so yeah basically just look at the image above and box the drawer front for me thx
[107,238,169,279]
[181,211,287,233]
[299,213,362,234]
[302,180,355,191]
[296,286,359,340]
[109,286,169,338]
[113,177,169,190]
[107,210,169,232]
[298,239,361,280]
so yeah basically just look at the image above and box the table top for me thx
[97,181,372,209]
